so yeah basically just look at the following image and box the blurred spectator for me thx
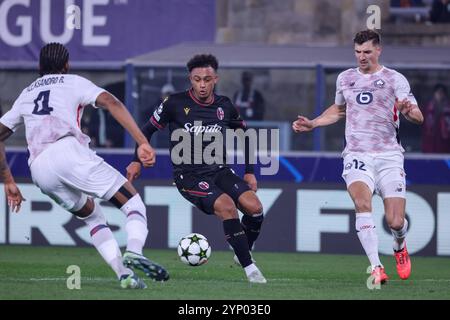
[390,0,428,23]
[82,81,125,148]
[421,84,450,153]
[429,0,450,23]
[233,71,265,121]
[85,107,114,148]
[139,83,175,127]
[391,0,425,7]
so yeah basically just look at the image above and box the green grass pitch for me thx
[1,246,449,300]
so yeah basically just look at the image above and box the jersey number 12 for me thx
[33,90,53,115]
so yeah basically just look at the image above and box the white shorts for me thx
[30,136,127,211]
[341,151,406,199]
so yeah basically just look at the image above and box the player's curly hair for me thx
[187,54,219,73]
[39,43,69,76]
[354,30,381,46]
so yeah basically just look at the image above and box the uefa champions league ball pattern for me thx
[177,233,211,266]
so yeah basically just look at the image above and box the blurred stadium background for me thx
[1,0,450,300]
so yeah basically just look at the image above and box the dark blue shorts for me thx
[174,167,251,215]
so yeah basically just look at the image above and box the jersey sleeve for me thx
[75,76,106,108]
[335,73,346,105]
[148,96,172,130]
[229,99,247,130]
[0,96,24,132]
[227,98,254,173]
[394,72,418,105]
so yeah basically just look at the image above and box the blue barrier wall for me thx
[3,149,449,256]
[6,149,450,185]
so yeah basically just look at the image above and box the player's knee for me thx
[214,195,238,219]
[238,191,263,216]
[353,198,371,212]
[389,216,405,230]
[72,197,94,218]
[221,204,238,219]
[245,201,263,216]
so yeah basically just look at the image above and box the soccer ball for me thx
[177,233,211,266]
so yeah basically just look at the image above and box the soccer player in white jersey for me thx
[292,30,424,285]
[0,43,169,289]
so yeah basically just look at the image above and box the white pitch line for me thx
[28,277,115,282]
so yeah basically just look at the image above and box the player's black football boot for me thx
[123,251,169,282]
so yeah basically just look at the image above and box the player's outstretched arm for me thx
[126,119,160,181]
[128,120,160,174]
[96,92,147,145]
[292,104,345,133]
[0,123,25,213]
[396,99,424,125]
[0,124,15,183]
[96,92,155,167]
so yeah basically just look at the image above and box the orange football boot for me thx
[371,266,389,285]
[394,246,411,280]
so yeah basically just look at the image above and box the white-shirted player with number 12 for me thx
[292,30,424,285]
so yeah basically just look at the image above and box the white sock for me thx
[120,194,148,255]
[356,213,382,269]
[244,263,258,277]
[79,202,131,279]
[391,219,408,251]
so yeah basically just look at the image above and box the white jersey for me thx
[335,66,417,156]
[0,74,105,165]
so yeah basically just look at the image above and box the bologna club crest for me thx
[198,181,210,190]
[217,107,224,120]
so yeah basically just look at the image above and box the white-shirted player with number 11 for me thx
[292,30,424,285]
[0,43,169,289]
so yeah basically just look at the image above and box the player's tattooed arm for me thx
[0,123,25,213]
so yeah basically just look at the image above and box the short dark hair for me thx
[39,42,69,76]
[353,30,381,46]
[187,54,218,73]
